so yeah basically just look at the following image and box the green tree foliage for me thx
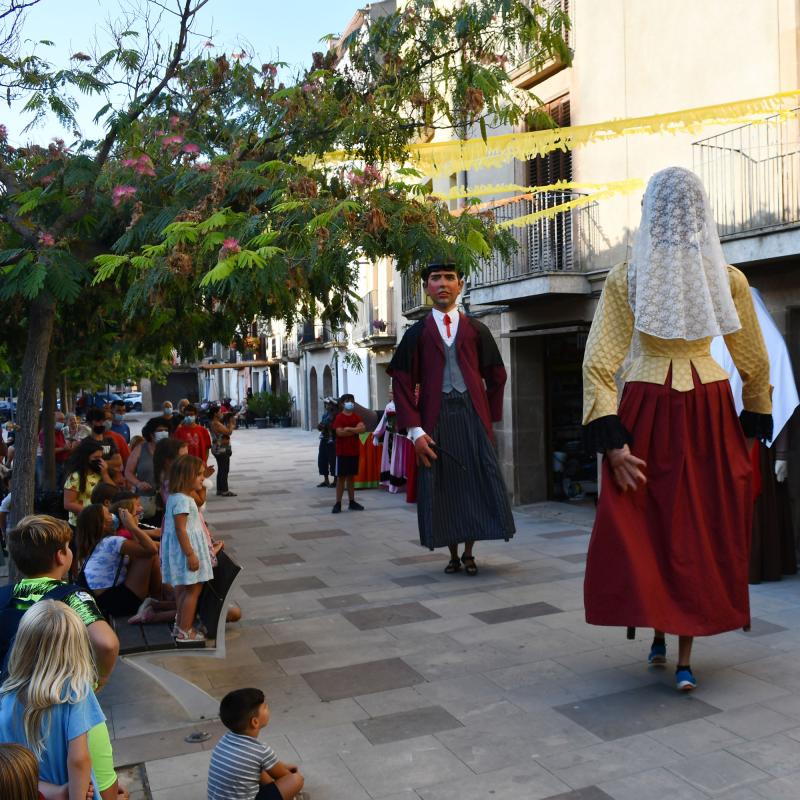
[0,0,570,524]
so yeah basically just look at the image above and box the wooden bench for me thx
[114,550,242,720]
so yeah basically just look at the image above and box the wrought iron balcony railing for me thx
[692,108,800,238]
[468,190,597,290]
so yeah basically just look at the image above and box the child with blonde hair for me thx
[161,454,214,643]
[0,742,39,800]
[0,601,104,799]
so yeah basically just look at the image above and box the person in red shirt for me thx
[331,394,366,514]
[37,411,72,489]
[173,404,215,476]
[102,407,130,466]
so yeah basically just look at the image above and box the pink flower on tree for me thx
[169,115,180,128]
[161,134,184,149]
[363,164,382,183]
[112,185,137,207]
[38,232,55,247]
[181,142,200,155]
[0,124,7,141]
[195,162,211,172]
[123,154,156,177]
[221,237,241,255]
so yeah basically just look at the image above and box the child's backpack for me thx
[0,582,80,676]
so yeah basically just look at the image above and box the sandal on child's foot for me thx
[461,554,478,575]
[128,597,155,625]
[444,558,461,574]
[173,626,206,645]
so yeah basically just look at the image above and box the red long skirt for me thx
[585,371,754,636]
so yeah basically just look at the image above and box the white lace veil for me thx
[628,166,741,340]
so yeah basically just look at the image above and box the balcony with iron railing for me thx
[467,191,598,304]
[355,287,397,345]
[281,338,300,362]
[299,320,347,350]
[401,271,433,319]
[508,0,570,88]
[693,109,800,262]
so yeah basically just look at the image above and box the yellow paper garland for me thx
[298,90,800,177]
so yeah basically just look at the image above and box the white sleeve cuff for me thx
[407,426,427,443]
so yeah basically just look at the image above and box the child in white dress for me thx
[161,455,213,643]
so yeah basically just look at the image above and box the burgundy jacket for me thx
[388,312,507,441]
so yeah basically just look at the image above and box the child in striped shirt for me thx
[208,688,305,800]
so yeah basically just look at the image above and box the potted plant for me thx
[247,391,272,428]
[272,393,293,427]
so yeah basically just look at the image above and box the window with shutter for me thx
[528,97,572,187]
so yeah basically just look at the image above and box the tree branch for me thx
[52,0,208,237]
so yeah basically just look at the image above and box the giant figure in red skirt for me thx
[582,167,772,692]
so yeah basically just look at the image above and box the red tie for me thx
[443,313,452,338]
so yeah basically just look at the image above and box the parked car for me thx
[81,392,124,409]
[123,391,143,412]
[0,400,16,421]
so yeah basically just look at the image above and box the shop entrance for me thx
[544,332,598,501]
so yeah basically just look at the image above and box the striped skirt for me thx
[417,391,516,550]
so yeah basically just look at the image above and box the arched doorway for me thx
[309,367,319,428]
[322,364,333,399]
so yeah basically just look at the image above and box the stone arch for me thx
[322,364,333,399]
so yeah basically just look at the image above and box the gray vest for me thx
[442,342,467,394]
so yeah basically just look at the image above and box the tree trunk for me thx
[42,351,57,491]
[9,295,56,530]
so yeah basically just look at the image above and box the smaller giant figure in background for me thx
[373,393,410,493]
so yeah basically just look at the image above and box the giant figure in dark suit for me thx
[388,263,515,575]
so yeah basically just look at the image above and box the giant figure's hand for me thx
[607,445,647,493]
[414,434,438,468]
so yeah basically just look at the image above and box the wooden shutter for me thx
[528,96,572,187]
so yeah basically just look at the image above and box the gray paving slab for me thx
[301,657,426,701]
[318,593,368,608]
[554,682,722,740]
[343,601,441,630]
[290,528,350,540]
[472,601,562,624]
[355,705,463,744]
[254,640,315,661]
[241,576,327,596]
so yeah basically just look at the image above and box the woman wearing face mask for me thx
[124,419,169,524]
[84,407,124,474]
[63,440,113,527]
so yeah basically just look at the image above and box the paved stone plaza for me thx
[103,425,800,799]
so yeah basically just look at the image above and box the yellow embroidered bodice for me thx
[583,263,772,425]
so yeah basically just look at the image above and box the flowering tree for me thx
[0,0,569,525]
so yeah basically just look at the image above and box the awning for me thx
[198,359,278,370]
[502,322,589,338]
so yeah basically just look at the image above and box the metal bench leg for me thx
[122,654,219,721]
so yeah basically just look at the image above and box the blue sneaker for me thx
[676,667,697,692]
[648,641,667,665]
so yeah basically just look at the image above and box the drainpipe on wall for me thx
[303,350,310,430]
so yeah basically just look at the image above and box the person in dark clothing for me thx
[316,398,338,487]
